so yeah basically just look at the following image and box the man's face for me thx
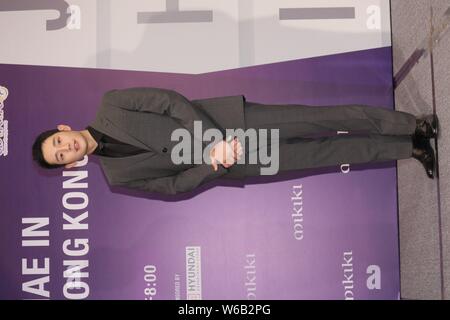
[41,125,87,168]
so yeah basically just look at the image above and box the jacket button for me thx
[162,147,168,153]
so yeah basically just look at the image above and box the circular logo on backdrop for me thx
[0,86,8,104]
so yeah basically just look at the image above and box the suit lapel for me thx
[88,105,155,185]
[97,152,154,185]
[90,105,152,151]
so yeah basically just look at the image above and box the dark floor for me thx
[392,0,449,300]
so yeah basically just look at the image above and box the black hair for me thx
[32,128,65,169]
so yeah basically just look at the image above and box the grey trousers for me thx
[242,101,417,176]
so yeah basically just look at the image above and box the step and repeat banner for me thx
[0,0,399,300]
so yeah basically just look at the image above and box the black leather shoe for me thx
[411,133,435,179]
[415,114,439,139]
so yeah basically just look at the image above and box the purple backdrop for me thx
[0,46,399,300]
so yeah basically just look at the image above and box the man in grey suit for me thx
[32,87,438,195]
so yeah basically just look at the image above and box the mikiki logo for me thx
[0,86,9,156]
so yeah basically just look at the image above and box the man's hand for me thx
[210,137,243,171]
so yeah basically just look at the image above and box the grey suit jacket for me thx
[89,87,247,195]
